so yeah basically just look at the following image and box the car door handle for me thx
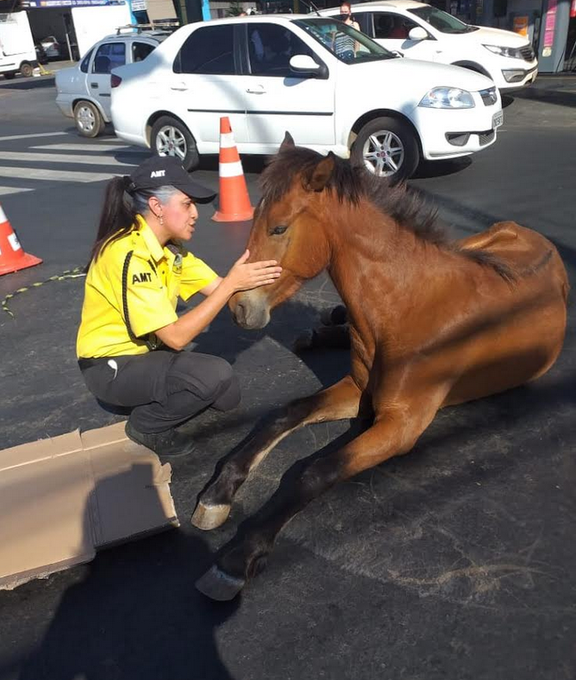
[170,82,188,91]
[246,86,266,94]
[90,82,98,88]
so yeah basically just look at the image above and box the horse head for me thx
[230,133,336,330]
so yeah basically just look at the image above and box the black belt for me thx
[78,357,108,370]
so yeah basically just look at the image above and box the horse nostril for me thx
[234,301,248,326]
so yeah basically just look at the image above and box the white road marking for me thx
[0,131,70,142]
[0,151,134,166]
[0,166,117,183]
[0,186,34,196]
[31,143,147,153]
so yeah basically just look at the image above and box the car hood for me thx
[352,56,494,92]
[446,25,530,48]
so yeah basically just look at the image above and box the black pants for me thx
[79,350,240,434]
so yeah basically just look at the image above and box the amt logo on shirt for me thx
[151,170,166,178]
[133,272,153,284]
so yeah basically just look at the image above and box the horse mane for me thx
[260,146,516,283]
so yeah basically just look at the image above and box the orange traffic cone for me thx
[212,117,254,223]
[0,204,42,276]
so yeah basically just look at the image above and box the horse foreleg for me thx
[195,406,435,601]
[191,375,362,531]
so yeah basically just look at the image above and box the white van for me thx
[0,11,38,80]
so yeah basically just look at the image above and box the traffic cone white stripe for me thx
[8,233,21,251]
[0,205,6,224]
[220,133,237,149]
[219,161,244,178]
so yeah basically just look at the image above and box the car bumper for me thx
[113,128,150,149]
[55,96,74,118]
[498,64,538,92]
[412,101,502,160]
[484,57,539,91]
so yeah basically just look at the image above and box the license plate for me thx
[492,111,503,128]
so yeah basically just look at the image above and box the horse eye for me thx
[270,225,288,236]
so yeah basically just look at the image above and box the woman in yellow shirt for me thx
[77,156,281,458]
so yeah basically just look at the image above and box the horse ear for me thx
[280,132,295,151]
[305,153,335,192]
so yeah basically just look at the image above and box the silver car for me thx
[55,27,173,138]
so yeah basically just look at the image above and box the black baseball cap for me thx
[127,156,216,204]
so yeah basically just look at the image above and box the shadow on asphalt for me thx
[0,77,56,91]
[513,86,576,108]
[4,491,239,680]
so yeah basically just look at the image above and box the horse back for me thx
[461,221,568,292]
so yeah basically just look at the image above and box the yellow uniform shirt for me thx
[77,215,218,358]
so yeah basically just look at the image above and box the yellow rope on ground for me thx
[38,64,54,76]
[1,267,86,318]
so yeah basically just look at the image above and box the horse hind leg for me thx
[191,375,362,531]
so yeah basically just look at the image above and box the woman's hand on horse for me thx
[225,249,282,293]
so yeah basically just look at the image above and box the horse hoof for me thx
[191,501,231,530]
[195,565,246,601]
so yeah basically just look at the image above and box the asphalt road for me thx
[0,73,575,680]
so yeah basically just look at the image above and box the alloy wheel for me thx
[155,125,187,162]
[362,130,405,177]
[77,106,96,133]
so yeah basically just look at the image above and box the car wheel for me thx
[3,72,16,80]
[73,101,104,138]
[151,116,199,171]
[351,116,419,182]
[20,62,34,78]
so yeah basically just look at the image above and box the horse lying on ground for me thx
[192,133,569,601]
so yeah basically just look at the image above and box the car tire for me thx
[151,116,199,171]
[351,116,419,182]
[20,62,34,78]
[3,72,16,80]
[73,101,104,138]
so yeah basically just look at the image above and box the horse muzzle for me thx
[229,291,271,330]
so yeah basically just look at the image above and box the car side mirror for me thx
[408,26,429,41]
[289,55,321,73]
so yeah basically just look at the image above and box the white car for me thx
[320,1,538,92]
[55,28,173,138]
[111,15,503,181]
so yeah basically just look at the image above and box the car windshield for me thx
[293,18,395,63]
[408,6,479,34]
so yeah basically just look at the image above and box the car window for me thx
[373,13,419,40]
[132,41,156,62]
[247,24,315,77]
[293,18,395,64]
[92,42,126,74]
[407,6,478,34]
[174,25,235,75]
[353,12,372,35]
[80,47,94,73]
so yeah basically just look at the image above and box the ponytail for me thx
[88,178,182,266]
[88,176,138,264]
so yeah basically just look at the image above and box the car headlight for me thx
[483,44,522,59]
[419,87,475,109]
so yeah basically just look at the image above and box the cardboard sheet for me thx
[0,422,179,590]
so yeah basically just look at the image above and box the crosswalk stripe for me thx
[0,131,70,143]
[0,151,135,167]
[0,187,34,196]
[31,143,149,153]
[0,166,117,183]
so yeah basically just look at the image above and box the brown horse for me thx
[193,134,569,601]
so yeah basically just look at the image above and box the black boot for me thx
[125,421,196,458]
